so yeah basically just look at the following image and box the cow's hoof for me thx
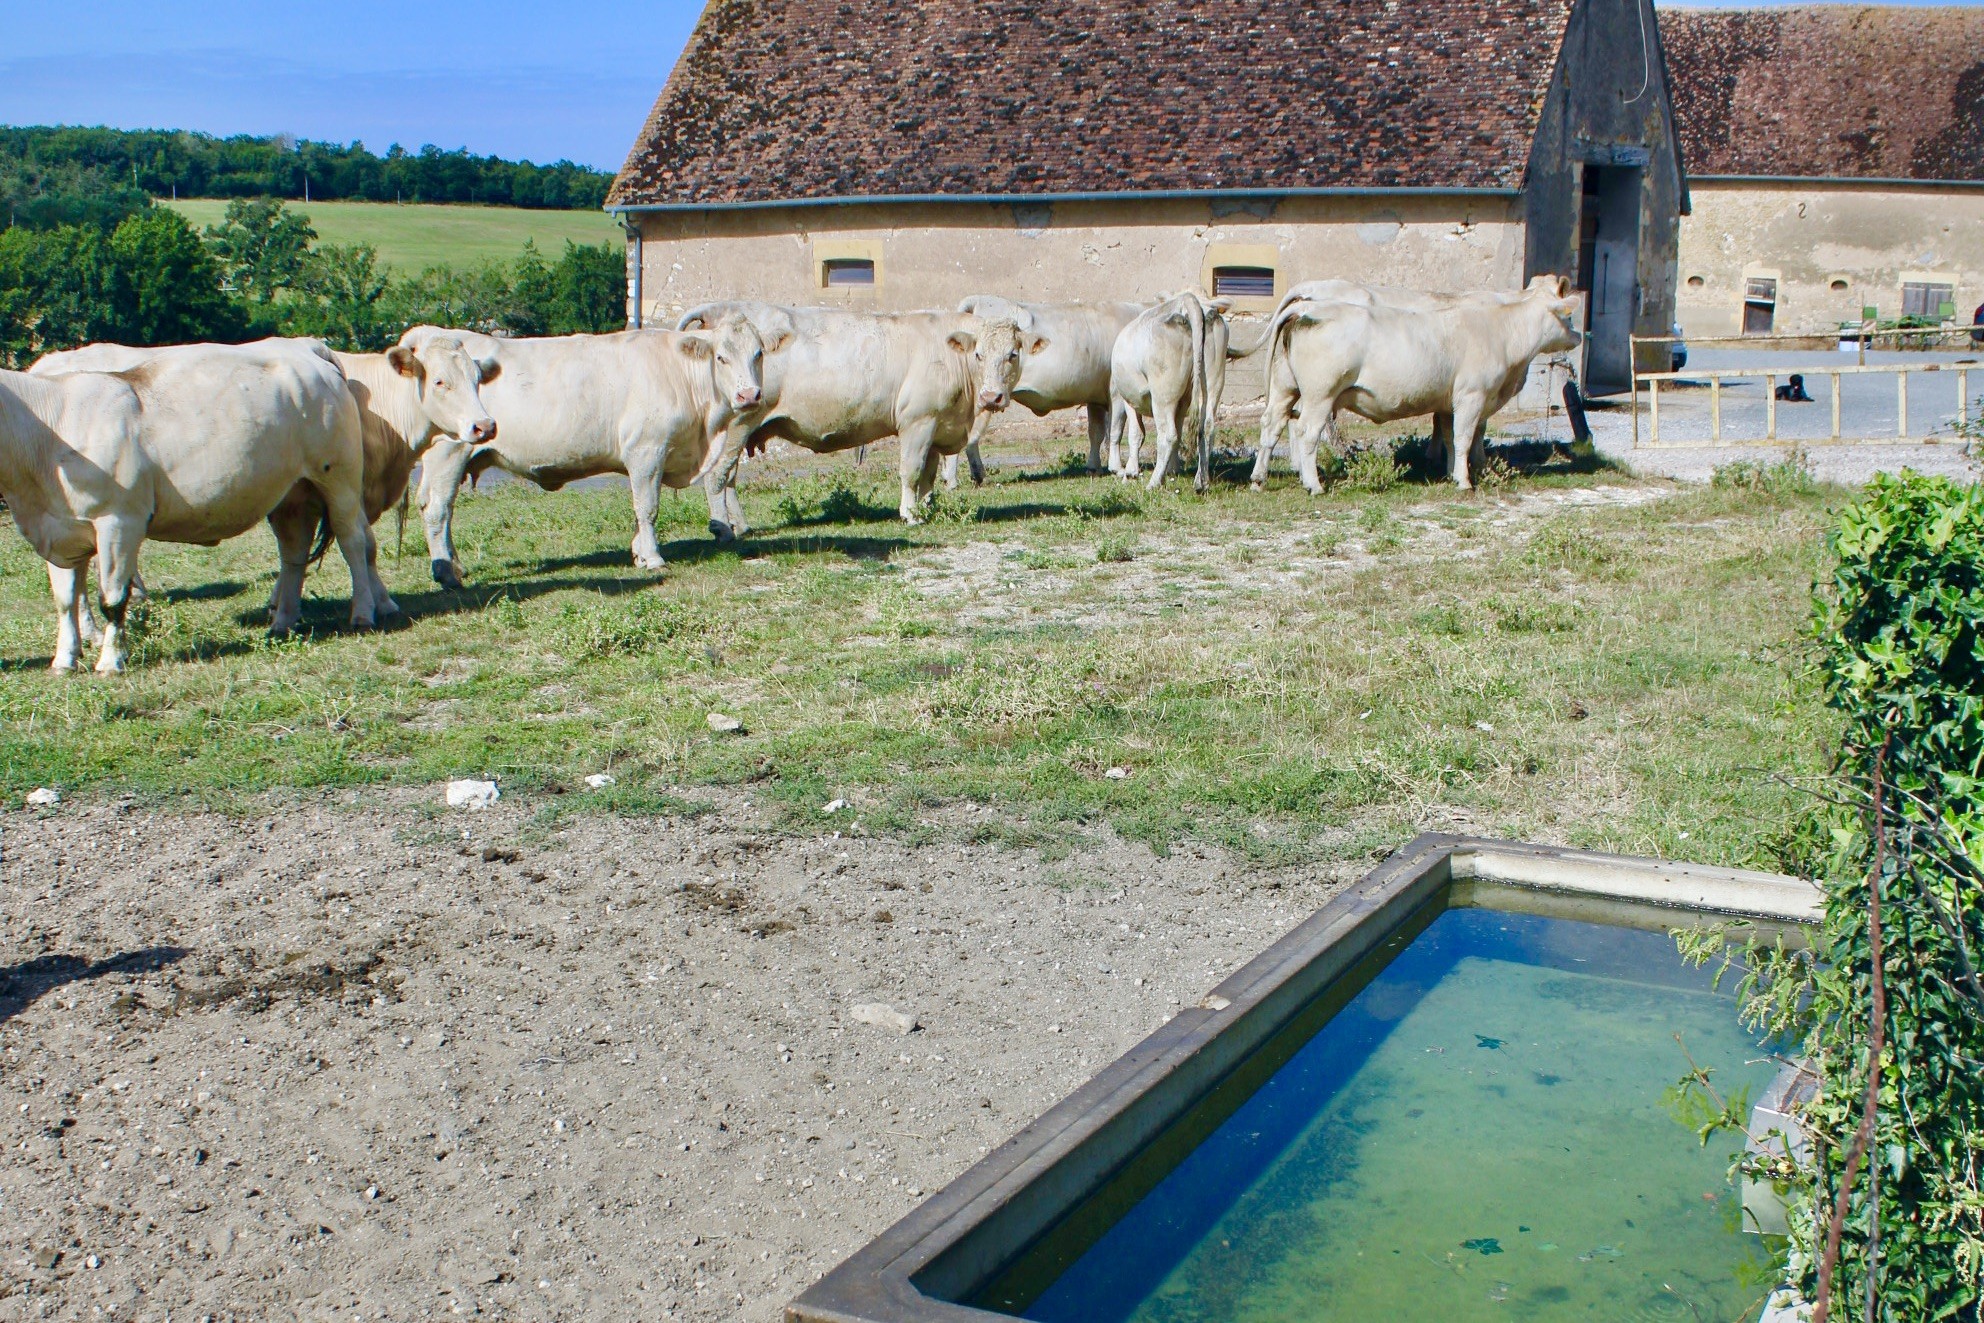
[708,520,736,543]
[633,553,666,572]
[50,657,77,675]
[375,596,403,620]
[93,655,126,676]
[431,559,464,589]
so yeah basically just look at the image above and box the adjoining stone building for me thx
[1662,4,1984,338]
[608,0,1688,397]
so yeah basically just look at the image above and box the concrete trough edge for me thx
[785,834,1818,1323]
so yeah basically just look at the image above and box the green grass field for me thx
[163,198,622,272]
[0,440,1840,872]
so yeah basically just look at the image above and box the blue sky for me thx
[0,1,706,170]
[0,1,1977,171]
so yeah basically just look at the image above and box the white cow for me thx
[32,333,498,636]
[407,321,770,587]
[944,296,1148,485]
[675,303,1022,537]
[1256,276,1583,491]
[1252,276,1573,481]
[1,342,376,672]
[1104,293,1232,492]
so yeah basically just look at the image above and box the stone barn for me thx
[1663,4,1984,338]
[608,0,1688,398]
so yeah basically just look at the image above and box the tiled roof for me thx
[1662,5,1984,182]
[610,0,1580,208]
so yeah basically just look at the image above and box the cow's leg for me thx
[1253,372,1298,489]
[265,491,317,636]
[1448,398,1487,490]
[946,413,990,490]
[1148,394,1184,492]
[702,467,739,542]
[311,475,380,629]
[1086,403,1109,475]
[48,563,87,673]
[417,437,476,588]
[1428,413,1454,479]
[627,448,669,571]
[898,420,942,523]
[1103,402,1124,475]
[940,452,961,490]
[1295,407,1334,495]
[90,517,145,674]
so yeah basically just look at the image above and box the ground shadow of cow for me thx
[0,947,186,1027]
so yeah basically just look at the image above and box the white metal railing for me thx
[1632,361,1976,450]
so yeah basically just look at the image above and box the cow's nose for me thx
[978,390,1008,409]
[469,419,497,443]
[734,386,762,407]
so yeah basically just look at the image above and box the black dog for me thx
[1774,373,1814,403]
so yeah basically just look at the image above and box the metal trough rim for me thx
[786,833,1820,1323]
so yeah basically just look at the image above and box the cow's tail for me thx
[394,483,410,560]
[307,503,335,568]
[1185,294,1209,477]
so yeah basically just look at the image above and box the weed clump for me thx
[1341,447,1402,493]
[775,472,869,527]
[1095,532,1138,564]
[1711,454,1815,498]
[555,593,703,660]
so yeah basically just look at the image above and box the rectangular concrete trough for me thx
[785,833,1820,1323]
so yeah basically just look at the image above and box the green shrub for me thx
[555,593,703,660]
[1094,532,1138,563]
[1688,474,1984,1317]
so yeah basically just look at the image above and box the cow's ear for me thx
[474,356,501,384]
[947,330,977,355]
[679,314,710,331]
[763,329,791,353]
[677,333,714,360]
[1024,333,1050,356]
[387,346,423,379]
[1207,298,1234,316]
[1551,275,1572,298]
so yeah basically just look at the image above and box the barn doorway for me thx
[1576,165,1642,396]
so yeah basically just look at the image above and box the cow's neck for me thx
[342,355,437,451]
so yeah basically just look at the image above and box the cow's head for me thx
[388,333,499,444]
[681,315,776,412]
[957,317,1025,412]
[1520,275,1582,353]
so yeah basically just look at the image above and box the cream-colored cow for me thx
[33,333,498,639]
[945,296,1149,485]
[407,322,769,585]
[1258,276,1583,491]
[1105,293,1232,492]
[675,303,1023,537]
[3,341,375,672]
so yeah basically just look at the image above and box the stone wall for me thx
[1677,180,1984,338]
[627,194,1528,403]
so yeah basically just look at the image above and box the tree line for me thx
[0,198,625,367]
[1,126,613,217]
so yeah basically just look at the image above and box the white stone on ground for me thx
[445,780,500,810]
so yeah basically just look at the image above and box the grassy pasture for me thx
[162,198,621,271]
[0,443,1838,871]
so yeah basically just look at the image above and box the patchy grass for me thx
[0,441,1841,872]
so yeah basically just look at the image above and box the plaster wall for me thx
[1676,181,1984,338]
[627,195,1527,403]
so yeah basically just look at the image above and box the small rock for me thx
[706,712,744,733]
[84,1254,100,1269]
[821,798,847,815]
[584,773,616,790]
[25,787,60,808]
[1103,767,1130,780]
[445,779,500,810]
[29,1247,59,1270]
[1474,721,1494,733]
[849,1003,917,1036]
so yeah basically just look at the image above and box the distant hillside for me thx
[0,125,611,211]
[163,199,622,272]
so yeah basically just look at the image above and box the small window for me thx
[1212,266,1276,299]
[1743,277,1778,335]
[1902,282,1954,320]
[823,258,875,288]
[1686,275,1706,289]
[1829,279,1850,293]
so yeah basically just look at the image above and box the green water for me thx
[1012,908,1781,1323]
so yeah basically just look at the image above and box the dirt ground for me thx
[0,790,1392,1321]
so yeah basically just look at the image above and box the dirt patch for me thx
[0,791,1361,1320]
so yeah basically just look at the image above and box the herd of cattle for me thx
[0,274,1584,672]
